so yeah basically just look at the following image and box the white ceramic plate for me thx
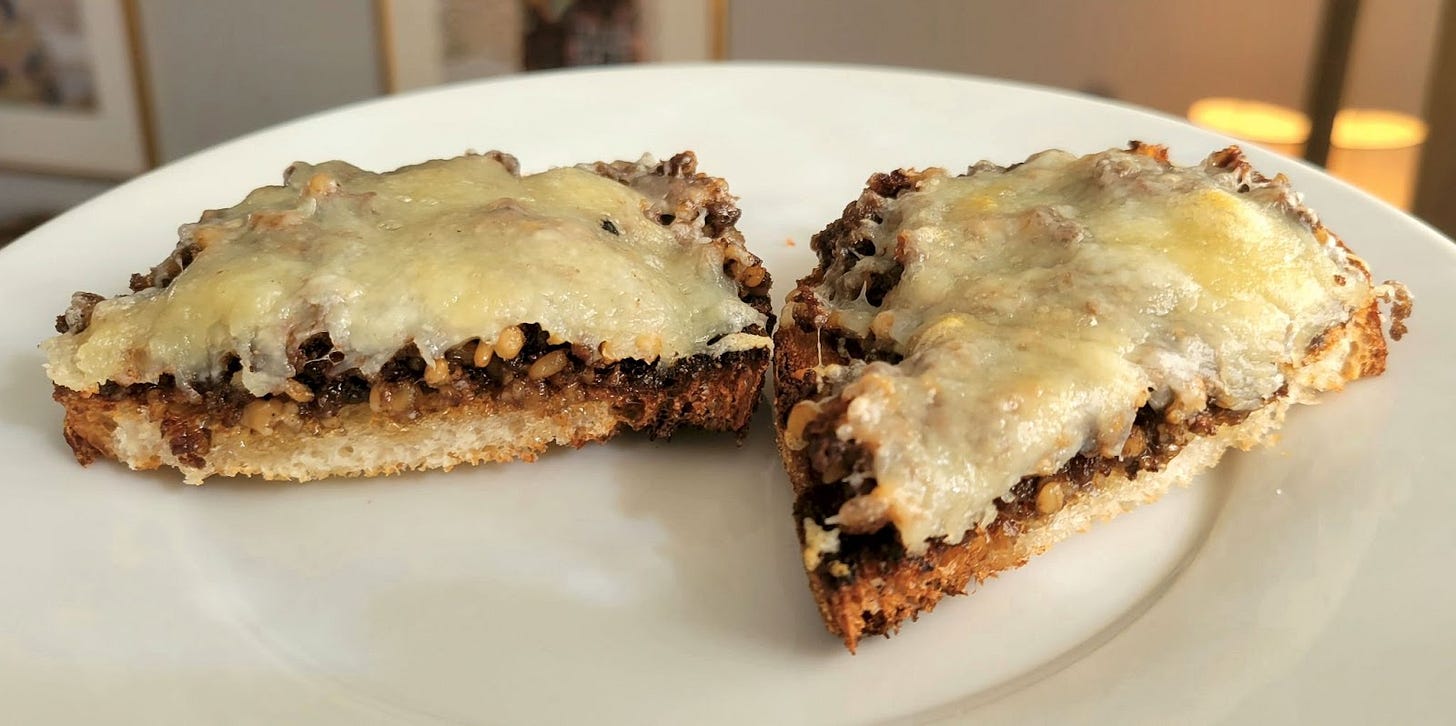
[3,64,1452,725]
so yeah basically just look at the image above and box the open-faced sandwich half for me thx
[44,151,773,483]
[773,142,1411,651]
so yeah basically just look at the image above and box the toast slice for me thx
[773,143,1411,651]
[45,151,773,483]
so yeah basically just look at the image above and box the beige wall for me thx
[136,0,381,162]
[1,0,381,221]
[1344,0,1443,114]
[728,0,1439,118]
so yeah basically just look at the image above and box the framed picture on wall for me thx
[0,0,155,179]
[375,0,727,93]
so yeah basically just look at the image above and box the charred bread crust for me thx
[773,143,1405,651]
[52,151,774,482]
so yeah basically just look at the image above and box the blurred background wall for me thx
[0,0,383,220]
[0,0,1449,234]
[731,0,1438,119]
[139,0,380,163]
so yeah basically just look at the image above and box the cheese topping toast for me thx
[46,151,773,483]
[774,143,1411,650]
[46,153,767,396]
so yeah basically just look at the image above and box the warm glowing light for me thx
[1331,108,1429,150]
[1187,98,1310,156]
[1329,109,1428,210]
[1188,98,1428,211]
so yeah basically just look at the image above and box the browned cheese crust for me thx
[52,151,774,482]
[772,142,1407,652]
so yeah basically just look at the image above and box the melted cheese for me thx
[44,154,768,395]
[814,148,1366,554]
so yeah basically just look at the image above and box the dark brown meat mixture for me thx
[790,168,925,333]
[809,168,921,271]
[796,398,1255,583]
[800,396,864,489]
[580,150,770,303]
[583,151,742,235]
[82,324,770,462]
[833,333,904,368]
[809,218,905,308]
[128,241,199,292]
[54,292,106,333]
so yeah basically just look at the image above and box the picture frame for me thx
[375,0,728,94]
[0,0,156,180]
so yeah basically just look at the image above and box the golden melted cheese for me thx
[44,154,769,395]
[814,148,1367,554]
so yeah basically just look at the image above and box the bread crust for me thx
[773,143,1403,651]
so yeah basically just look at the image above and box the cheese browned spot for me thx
[43,153,769,396]
[797,147,1379,556]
